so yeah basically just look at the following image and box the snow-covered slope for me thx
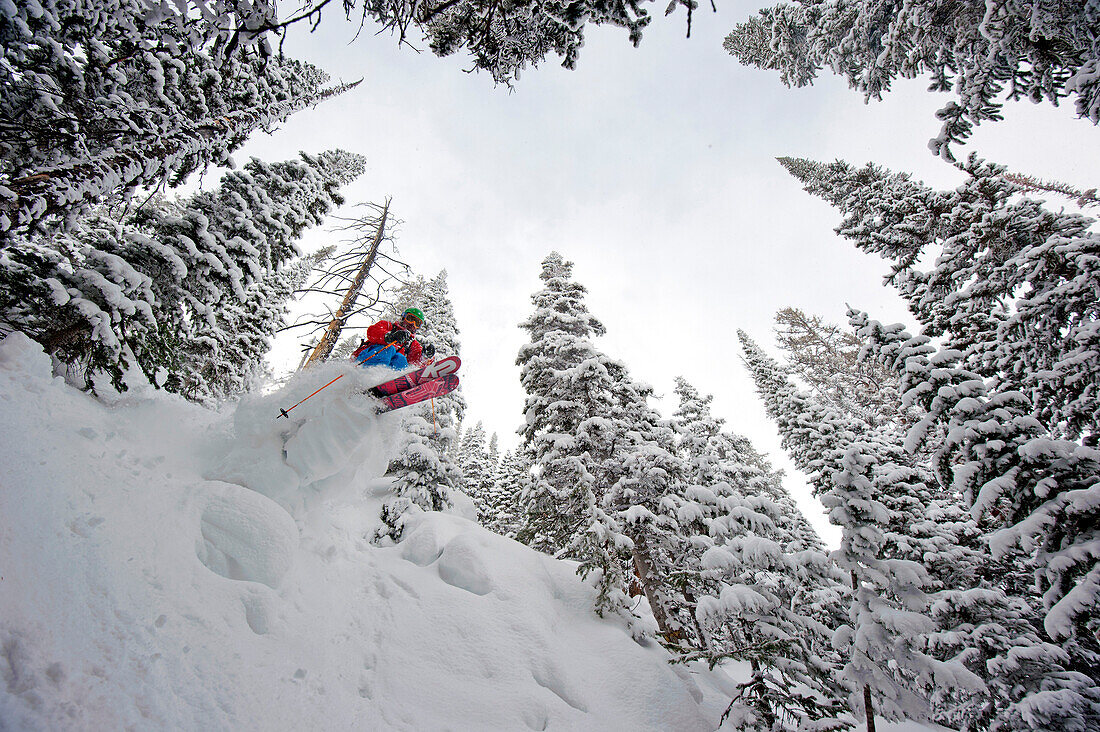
[0,333,740,730]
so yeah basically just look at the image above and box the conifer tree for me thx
[0,150,365,393]
[456,420,493,519]
[515,251,608,554]
[180,250,329,402]
[725,1,1100,158]
[487,432,499,465]
[0,0,350,235]
[670,377,849,728]
[591,372,696,644]
[778,155,1100,675]
[774,307,912,433]
[851,312,1100,727]
[515,252,695,640]
[738,332,985,726]
[484,449,531,537]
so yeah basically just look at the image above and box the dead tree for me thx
[280,199,410,365]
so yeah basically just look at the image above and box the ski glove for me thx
[385,328,410,345]
[423,343,436,359]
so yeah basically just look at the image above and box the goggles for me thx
[401,313,423,330]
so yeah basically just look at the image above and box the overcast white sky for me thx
[235,1,1100,544]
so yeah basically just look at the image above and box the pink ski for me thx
[369,356,461,398]
[377,374,460,413]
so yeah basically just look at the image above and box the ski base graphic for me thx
[377,374,460,413]
[369,356,461,398]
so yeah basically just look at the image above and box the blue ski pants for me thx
[355,344,408,371]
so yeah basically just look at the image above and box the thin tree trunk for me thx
[863,684,877,732]
[302,198,389,367]
[852,570,877,732]
[41,322,91,353]
[630,532,681,643]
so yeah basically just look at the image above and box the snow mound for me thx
[197,481,299,588]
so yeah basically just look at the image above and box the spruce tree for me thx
[515,251,608,554]
[484,449,531,537]
[851,312,1100,727]
[726,1,1100,158]
[0,0,348,235]
[515,252,694,640]
[779,155,1100,686]
[671,377,850,729]
[0,150,365,393]
[456,420,492,520]
[181,250,329,402]
[739,332,985,725]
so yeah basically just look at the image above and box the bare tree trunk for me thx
[851,570,877,732]
[302,198,389,367]
[863,683,877,732]
[629,532,681,644]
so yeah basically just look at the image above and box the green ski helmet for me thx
[402,307,425,327]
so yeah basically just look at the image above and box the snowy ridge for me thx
[0,333,747,730]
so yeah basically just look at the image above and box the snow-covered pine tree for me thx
[456,420,493,519]
[777,154,1100,694]
[157,150,366,398]
[0,150,365,392]
[515,251,608,555]
[725,1,1100,158]
[851,312,1100,728]
[487,432,499,465]
[376,270,464,541]
[179,249,329,402]
[763,312,1088,729]
[738,331,986,726]
[593,372,698,645]
[775,307,913,433]
[670,377,849,729]
[0,0,349,235]
[514,252,694,641]
[778,155,1100,447]
[314,0,705,87]
[483,449,531,537]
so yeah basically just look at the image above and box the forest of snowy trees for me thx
[2,0,1099,730]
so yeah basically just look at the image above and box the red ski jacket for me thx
[354,319,424,364]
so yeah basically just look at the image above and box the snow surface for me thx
[0,333,947,731]
[1,332,740,730]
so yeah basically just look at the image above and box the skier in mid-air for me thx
[352,307,436,371]
[278,306,455,419]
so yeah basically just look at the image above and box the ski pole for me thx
[276,343,400,419]
[362,343,400,365]
[277,374,345,419]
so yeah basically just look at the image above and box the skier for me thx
[352,307,436,371]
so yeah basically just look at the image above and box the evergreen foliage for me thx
[726,1,1100,158]
[774,307,911,432]
[515,252,694,640]
[456,420,493,519]
[0,150,365,394]
[515,251,608,554]
[779,155,1100,669]
[851,313,1100,727]
[483,449,531,537]
[0,0,352,235]
[738,331,989,725]
[671,377,850,729]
